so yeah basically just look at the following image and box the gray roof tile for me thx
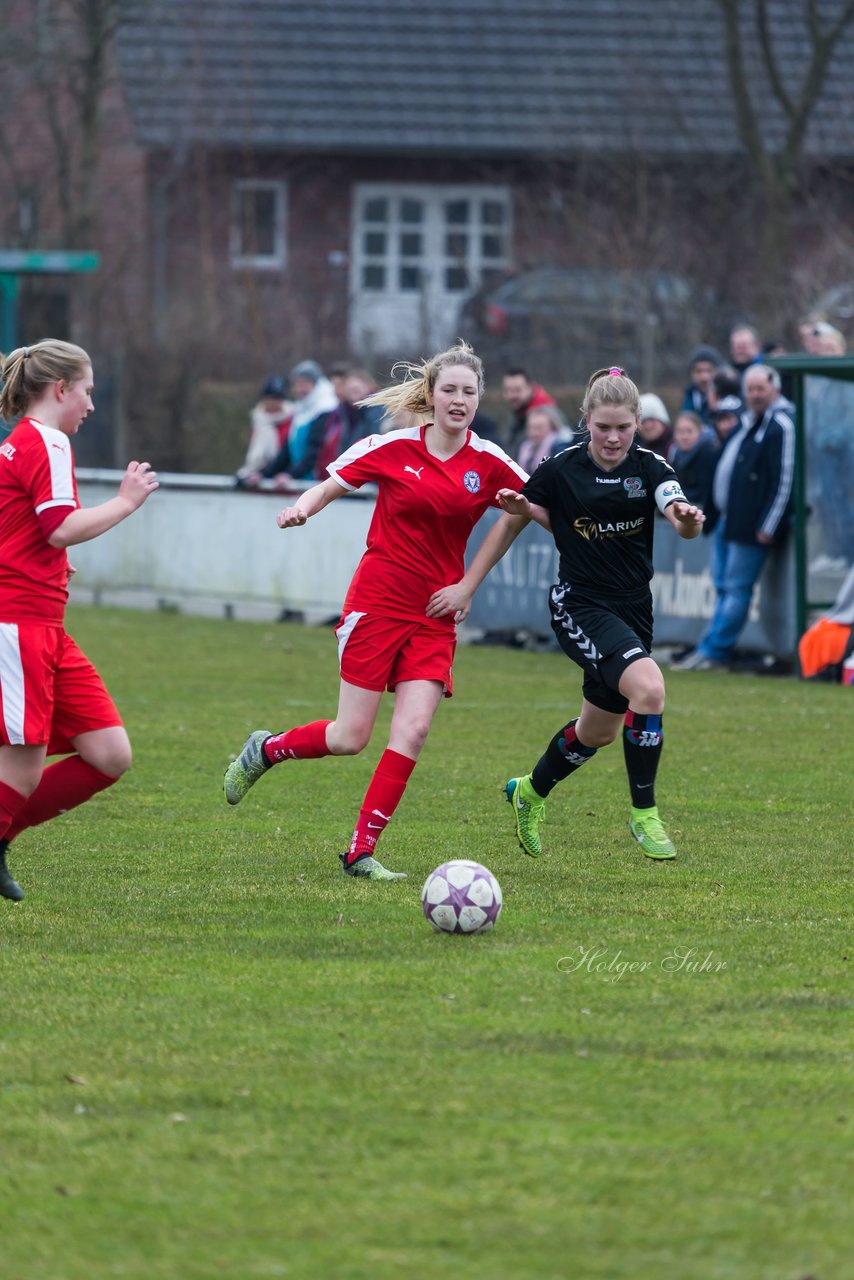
[115,0,854,156]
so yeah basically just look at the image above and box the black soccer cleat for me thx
[0,838,24,902]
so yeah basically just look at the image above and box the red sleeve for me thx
[37,505,75,539]
[328,433,393,489]
[482,445,528,505]
[16,423,78,540]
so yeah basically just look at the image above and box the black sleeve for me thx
[521,454,555,508]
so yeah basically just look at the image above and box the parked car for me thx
[458,266,729,386]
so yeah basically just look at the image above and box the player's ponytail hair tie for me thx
[22,347,30,359]
[580,364,640,419]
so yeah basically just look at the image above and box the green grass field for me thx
[2,607,851,1280]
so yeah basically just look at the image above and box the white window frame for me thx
[351,182,512,300]
[230,179,287,270]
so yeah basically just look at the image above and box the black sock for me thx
[623,711,663,808]
[531,719,597,797]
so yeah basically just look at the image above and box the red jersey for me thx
[0,418,79,624]
[328,425,527,626]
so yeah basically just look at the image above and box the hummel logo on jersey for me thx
[595,476,620,484]
[404,465,424,479]
[0,442,15,460]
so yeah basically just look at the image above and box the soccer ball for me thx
[421,860,503,934]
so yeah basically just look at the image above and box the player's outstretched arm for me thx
[276,477,347,528]
[426,511,529,621]
[48,461,158,548]
[497,488,552,532]
[664,500,705,540]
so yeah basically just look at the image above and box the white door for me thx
[349,183,511,356]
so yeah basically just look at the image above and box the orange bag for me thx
[798,618,853,681]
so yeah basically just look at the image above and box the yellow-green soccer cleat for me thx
[504,775,546,857]
[629,806,677,860]
[224,730,272,805]
[339,853,407,881]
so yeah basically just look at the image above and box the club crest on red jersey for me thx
[463,470,481,493]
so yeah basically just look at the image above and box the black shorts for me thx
[548,584,653,714]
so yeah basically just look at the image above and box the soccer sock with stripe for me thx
[0,777,29,842]
[347,748,416,863]
[5,757,116,840]
[531,718,597,797]
[263,720,332,763]
[622,711,664,809]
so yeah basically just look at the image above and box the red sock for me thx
[264,720,331,763]
[347,749,416,862]
[0,778,29,841]
[6,756,116,840]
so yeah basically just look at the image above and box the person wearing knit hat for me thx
[709,394,744,445]
[290,360,325,388]
[681,345,722,424]
[638,392,673,460]
[235,374,293,484]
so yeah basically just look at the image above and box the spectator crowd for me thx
[235,314,852,671]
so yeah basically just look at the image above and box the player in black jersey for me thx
[429,366,705,861]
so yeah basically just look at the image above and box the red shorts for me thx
[0,623,122,753]
[335,611,456,697]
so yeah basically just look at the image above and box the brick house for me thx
[2,0,853,459]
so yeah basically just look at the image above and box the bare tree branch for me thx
[718,0,776,185]
[719,0,854,190]
[780,0,854,177]
[757,0,795,120]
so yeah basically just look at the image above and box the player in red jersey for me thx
[223,341,529,880]
[0,340,158,902]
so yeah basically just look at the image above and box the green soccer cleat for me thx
[630,807,677,860]
[339,853,407,881]
[224,729,273,805]
[504,774,546,857]
[0,839,24,902]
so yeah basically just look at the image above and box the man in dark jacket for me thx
[674,365,794,670]
[680,344,721,424]
[501,368,557,455]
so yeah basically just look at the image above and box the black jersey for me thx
[522,440,685,599]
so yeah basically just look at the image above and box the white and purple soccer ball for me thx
[421,860,503,935]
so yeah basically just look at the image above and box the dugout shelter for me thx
[769,355,854,651]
